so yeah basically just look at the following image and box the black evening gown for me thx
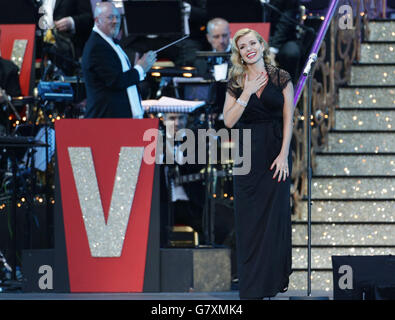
[227,64,292,299]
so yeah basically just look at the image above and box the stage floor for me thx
[0,290,333,300]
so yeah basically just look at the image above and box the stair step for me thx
[339,87,395,108]
[367,21,395,42]
[292,247,395,269]
[289,271,332,292]
[296,200,395,222]
[315,154,395,176]
[292,224,395,246]
[350,65,395,85]
[360,43,395,63]
[325,132,395,153]
[335,109,395,131]
[288,19,395,294]
[311,177,395,199]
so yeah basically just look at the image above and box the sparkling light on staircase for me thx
[292,19,395,292]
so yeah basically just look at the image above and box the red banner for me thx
[55,119,159,292]
[0,24,36,96]
[229,22,271,42]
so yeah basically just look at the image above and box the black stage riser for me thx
[332,255,395,300]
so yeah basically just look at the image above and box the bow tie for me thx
[113,38,121,45]
[209,56,228,65]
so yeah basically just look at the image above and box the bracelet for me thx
[236,98,248,107]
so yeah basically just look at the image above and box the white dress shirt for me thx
[212,43,231,81]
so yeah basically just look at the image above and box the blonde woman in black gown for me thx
[223,28,294,299]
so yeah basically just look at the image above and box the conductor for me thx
[82,2,157,118]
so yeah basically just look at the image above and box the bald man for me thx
[82,2,156,118]
[195,17,231,80]
[206,18,231,53]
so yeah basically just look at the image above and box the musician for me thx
[195,17,231,80]
[82,2,157,118]
[206,17,231,53]
[267,0,302,82]
[0,55,21,136]
[160,112,205,246]
[0,57,21,98]
[42,0,94,59]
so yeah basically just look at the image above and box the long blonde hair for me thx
[228,28,271,90]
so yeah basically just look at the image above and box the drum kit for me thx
[0,74,78,229]
[0,87,62,286]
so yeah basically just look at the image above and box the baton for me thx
[154,35,189,54]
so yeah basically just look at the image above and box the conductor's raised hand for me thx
[136,51,157,73]
[243,73,268,96]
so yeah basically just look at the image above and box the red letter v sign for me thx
[68,147,144,257]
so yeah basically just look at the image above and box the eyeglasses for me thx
[211,33,230,40]
[104,14,121,21]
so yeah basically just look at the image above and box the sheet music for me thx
[142,96,205,113]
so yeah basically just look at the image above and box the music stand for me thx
[174,79,210,99]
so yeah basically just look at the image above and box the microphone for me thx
[300,5,306,19]
[303,53,318,76]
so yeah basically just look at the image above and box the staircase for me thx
[290,19,395,292]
